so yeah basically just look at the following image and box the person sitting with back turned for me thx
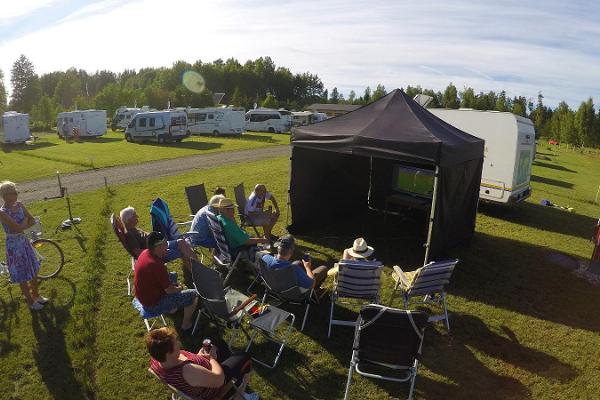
[134,232,198,332]
[188,195,225,248]
[245,184,280,241]
[216,198,268,258]
[262,234,329,290]
[120,206,197,271]
[328,237,376,277]
[147,327,258,400]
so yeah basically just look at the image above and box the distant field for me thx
[0,143,599,399]
[0,130,290,182]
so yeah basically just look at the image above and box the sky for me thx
[1,0,599,108]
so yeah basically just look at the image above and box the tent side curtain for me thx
[287,146,370,234]
[429,158,484,258]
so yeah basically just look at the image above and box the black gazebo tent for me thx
[288,89,485,263]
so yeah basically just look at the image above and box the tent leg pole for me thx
[424,166,440,265]
[286,152,293,228]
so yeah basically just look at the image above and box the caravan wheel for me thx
[213,130,220,136]
[125,133,133,142]
[268,127,275,133]
[157,135,166,144]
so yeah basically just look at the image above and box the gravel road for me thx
[18,145,290,203]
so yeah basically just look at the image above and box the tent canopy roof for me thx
[292,89,484,167]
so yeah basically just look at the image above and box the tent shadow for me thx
[1,141,59,153]
[478,201,597,239]
[530,174,573,189]
[451,232,600,332]
[533,161,576,173]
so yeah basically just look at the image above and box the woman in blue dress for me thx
[0,181,48,310]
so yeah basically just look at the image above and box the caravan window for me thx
[207,113,214,120]
[149,118,155,127]
[171,116,186,126]
[138,117,147,128]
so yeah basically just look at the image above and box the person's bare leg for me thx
[234,373,251,400]
[30,277,40,299]
[19,282,34,305]
[181,297,198,329]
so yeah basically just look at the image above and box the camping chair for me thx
[257,256,315,331]
[328,260,384,338]
[110,213,137,296]
[148,368,245,400]
[205,210,249,285]
[343,305,429,400]
[184,183,208,216]
[233,183,261,236]
[245,304,295,369]
[190,259,257,346]
[150,197,192,241]
[132,297,168,331]
[389,259,459,331]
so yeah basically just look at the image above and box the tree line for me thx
[0,54,598,146]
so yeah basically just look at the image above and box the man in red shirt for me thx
[134,231,198,331]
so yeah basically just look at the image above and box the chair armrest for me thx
[392,265,411,288]
[228,294,257,317]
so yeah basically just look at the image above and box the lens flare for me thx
[182,70,205,94]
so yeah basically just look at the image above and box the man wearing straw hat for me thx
[216,198,268,257]
[329,237,376,277]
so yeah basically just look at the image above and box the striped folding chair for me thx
[389,259,459,331]
[328,260,384,338]
[205,210,247,285]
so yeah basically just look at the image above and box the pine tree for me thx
[9,54,41,113]
[348,90,356,104]
[574,98,595,147]
[371,84,387,101]
[30,95,59,129]
[442,83,459,108]
[0,69,7,114]
[460,87,476,108]
[230,86,243,107]
[329,88,339,104]
[261,92,278,109]
[363,86,371,104]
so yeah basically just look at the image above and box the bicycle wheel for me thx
[32,239,65,279]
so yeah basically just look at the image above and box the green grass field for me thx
[0,144,599,399]
[0,130,289,182]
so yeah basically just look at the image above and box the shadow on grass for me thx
[0,292,21,357]
[238,134,280,144]
[479,201,597,239]
[533,161,576,173]
[142,141,223,151]
[452,232,600,332]
[1,141,59,153]
[530,175,573,189]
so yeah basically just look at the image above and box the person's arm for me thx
[164,284,182,294]
[0,210,23,234]
[157,262,180,293]
[269,194,280,214]
[19,205,36,230]
[182,359,225,389]
[302,259,315,280]
[245,237,268,245]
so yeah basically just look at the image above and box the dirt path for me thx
[19,145,290,203]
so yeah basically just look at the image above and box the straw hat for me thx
[346,237,374,259]
[216,198,236,209]
[209,194,226,207]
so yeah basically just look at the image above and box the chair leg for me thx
[191,310,202,336]
[327,295,335,338]
[160,315,167,326]
[403,295,409,310]
[228,325,238,348]
[127,277,132,296]
[343,355,356,400]
[441,292,450,332]
[300,303,310,332]
[144,319,151,331]
[407,361,419,400]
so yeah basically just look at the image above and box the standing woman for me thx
[0,181,48,310]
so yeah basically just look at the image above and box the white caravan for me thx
[186,107,245,136]
[125,110,188,143]
[245,109,292,133]
[111,106,153,131]
[291,111,328,126]
[429,108,535,205]
[0,112,31,144]
[57,110,107,138]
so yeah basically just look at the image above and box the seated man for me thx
[245,184,280,241]
[329,237,376,277]
[262,234,328,290]
[134,232,198,331]
[147,327,258,400]
[188,195,225,248]
[216,198,268,257]
[120,205,197,271]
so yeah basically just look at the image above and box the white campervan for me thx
[186,107,245,136]
[245,109,292,133]
[1,112,30,144]
[429,108,535,205]
[57,110,107,138]
[291,111,328,126]
[111,106,153,131]
[125,110,188,143]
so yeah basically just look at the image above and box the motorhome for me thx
[291,111,328,126]
[428,108,535,205]
[245,109,292,133]
[57,110,107,138]
[111,106,153,131]
[125,110,188,143]
[186,107,245,136]
[0,112,30,144]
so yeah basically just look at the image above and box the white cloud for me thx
[0,0,59,25]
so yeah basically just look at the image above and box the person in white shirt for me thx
[245,184,279,242]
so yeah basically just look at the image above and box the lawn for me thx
[0,130,290,183]
[0,144,599,399]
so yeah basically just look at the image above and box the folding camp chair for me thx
[328,260,384,338]
[184,183,208,216]
[205,210,250,285]
[148,368,245,400]
[389,259,459,331]
[257,256,315,331]
[344,305,429,400]
[245,304,295,369]
[190,259,257,346]
[110,213,137,296]
[132,297,168,331]
[150,197,192,241]
[233,183,261,236]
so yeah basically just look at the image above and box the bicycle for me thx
[0,217,65,280]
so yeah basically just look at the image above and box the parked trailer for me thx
[291,111,328,126]
[245,108,292,133]
[57,110,107,138]
[111,106,153,131]
[125,110,188,144]
[1,112,30,144]
[428,108,535,205]
[186,106,245,136]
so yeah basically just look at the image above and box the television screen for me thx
[392,165,434,198]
